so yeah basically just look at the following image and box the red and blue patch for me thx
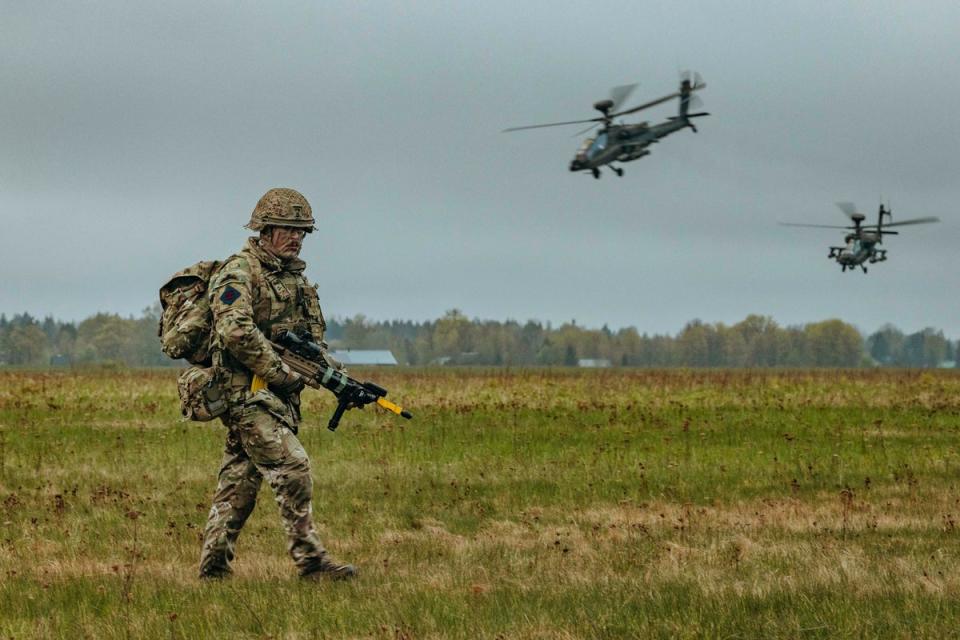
[220,285,241,305]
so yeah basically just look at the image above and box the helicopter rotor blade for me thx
[779,222,855,229]
[866,216,940,228]
[835,201,860,219]
[612,74,706,119]
[502,117,604,133]
[613,93,682,117]
[608,83,638,113]
[571,122,601,137]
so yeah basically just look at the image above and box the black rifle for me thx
[269,330,412,431]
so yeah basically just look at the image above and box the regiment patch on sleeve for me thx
[220,285,241,305]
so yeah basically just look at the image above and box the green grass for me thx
[0,368,959,638]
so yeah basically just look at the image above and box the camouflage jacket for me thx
[208,237,327,400]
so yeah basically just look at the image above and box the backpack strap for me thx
[246,248,265,300]
[243,247,276,324]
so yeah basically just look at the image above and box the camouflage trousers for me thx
[199,393,327,577]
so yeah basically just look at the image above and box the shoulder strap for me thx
[243,248,265,295]
[247,250,276,323]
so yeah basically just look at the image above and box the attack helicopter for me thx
[503,73,709,178]
[780,202,940,273]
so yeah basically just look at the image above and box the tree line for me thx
[1,307,954,369]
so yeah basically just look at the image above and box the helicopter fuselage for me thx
[569,119,690,173]
[829,232,886,271]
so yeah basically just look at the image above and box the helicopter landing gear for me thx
[861,264,868,273]
[591,168,601,179]
[610,166,624,177]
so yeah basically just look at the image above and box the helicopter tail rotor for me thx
[669,75,709,132]
[876,203,891,243]
[678,73,696,118]
[878,203,893,226]
[679,70,705,91]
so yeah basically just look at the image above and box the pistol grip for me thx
[328,397,350,432]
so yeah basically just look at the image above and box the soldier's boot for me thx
[300,554,357,581]
[199,568,232,581]
[198,544,236,581]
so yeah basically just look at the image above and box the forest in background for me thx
[0,307,954,369]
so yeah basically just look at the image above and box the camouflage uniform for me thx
[198,234,332,578]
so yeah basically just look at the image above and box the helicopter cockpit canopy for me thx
[585,132,608,159]
[576,137,594,156]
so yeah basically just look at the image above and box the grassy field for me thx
[0,368,958,639]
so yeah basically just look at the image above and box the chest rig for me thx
[246,249,327,344]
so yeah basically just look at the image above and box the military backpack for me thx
[160,260,235,422]
[158,260,223,366]
[159,257,267,422]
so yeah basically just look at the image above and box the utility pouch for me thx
[245,389,298,431]
[177,366,228,422]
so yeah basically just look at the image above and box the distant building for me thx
[330,349,398,366]
[578,358,611,368]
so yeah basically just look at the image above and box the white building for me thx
[330,350,399,366]
[578,358,611,368]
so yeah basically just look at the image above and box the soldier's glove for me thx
[270,370,305,398]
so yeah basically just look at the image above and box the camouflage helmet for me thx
[245,188,315,232]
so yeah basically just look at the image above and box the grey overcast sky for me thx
[2,1,958,337]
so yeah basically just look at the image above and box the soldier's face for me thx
[263,226,307,259]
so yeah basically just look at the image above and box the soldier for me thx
[198,187,356,580]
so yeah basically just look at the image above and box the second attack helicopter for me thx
[780,202,940,273]
[503,72,709,178]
